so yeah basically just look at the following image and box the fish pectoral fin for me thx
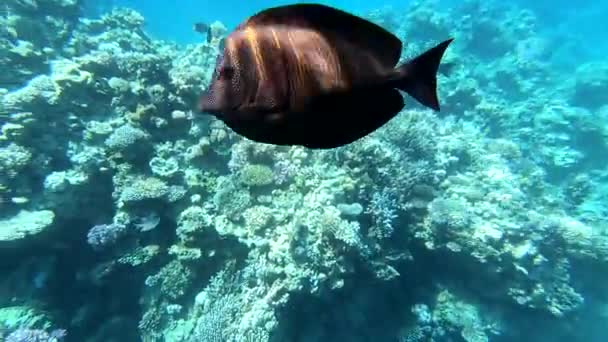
[254,79,285,109]
[233,80,289,124]
[240,81,288,116]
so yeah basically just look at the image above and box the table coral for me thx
[0,210,54,243]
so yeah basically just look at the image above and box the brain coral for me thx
[120,177,169,202]
[104,124,149,151]
[238,164,274,187]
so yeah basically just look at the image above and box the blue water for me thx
[111,0,607,64]
[1,0,607,341]
[102,0,398,44]
[84,0,608,69]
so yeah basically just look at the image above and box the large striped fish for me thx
[198,4,453,149]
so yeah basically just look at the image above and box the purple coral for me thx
[5,328,66,342]
[367,187,399,239]
[227,142,249,172]
[86,223,128,250]
[273,159,299,185]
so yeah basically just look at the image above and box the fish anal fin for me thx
[237,80,288,120]
[303,88,404,148]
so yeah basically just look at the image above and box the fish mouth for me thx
[198,101,227,120]
[198,106,222,117]
[197,92,219,113]
[197,100,209,113]
[198,95,240,116]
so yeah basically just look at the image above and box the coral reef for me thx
[0,210,55,245]
[0,0,606,341]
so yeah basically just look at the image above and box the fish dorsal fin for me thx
[245,4,402,68]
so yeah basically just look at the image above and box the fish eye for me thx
[218,66,235,80]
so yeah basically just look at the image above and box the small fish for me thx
[193,22,213,44]
[198,4,453,149]
[194,22,227,49]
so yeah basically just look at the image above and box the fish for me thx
[198,4,453,149]
[193,22,213,44]
[194,21,227,49]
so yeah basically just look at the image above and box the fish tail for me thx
[392,38,453,111]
